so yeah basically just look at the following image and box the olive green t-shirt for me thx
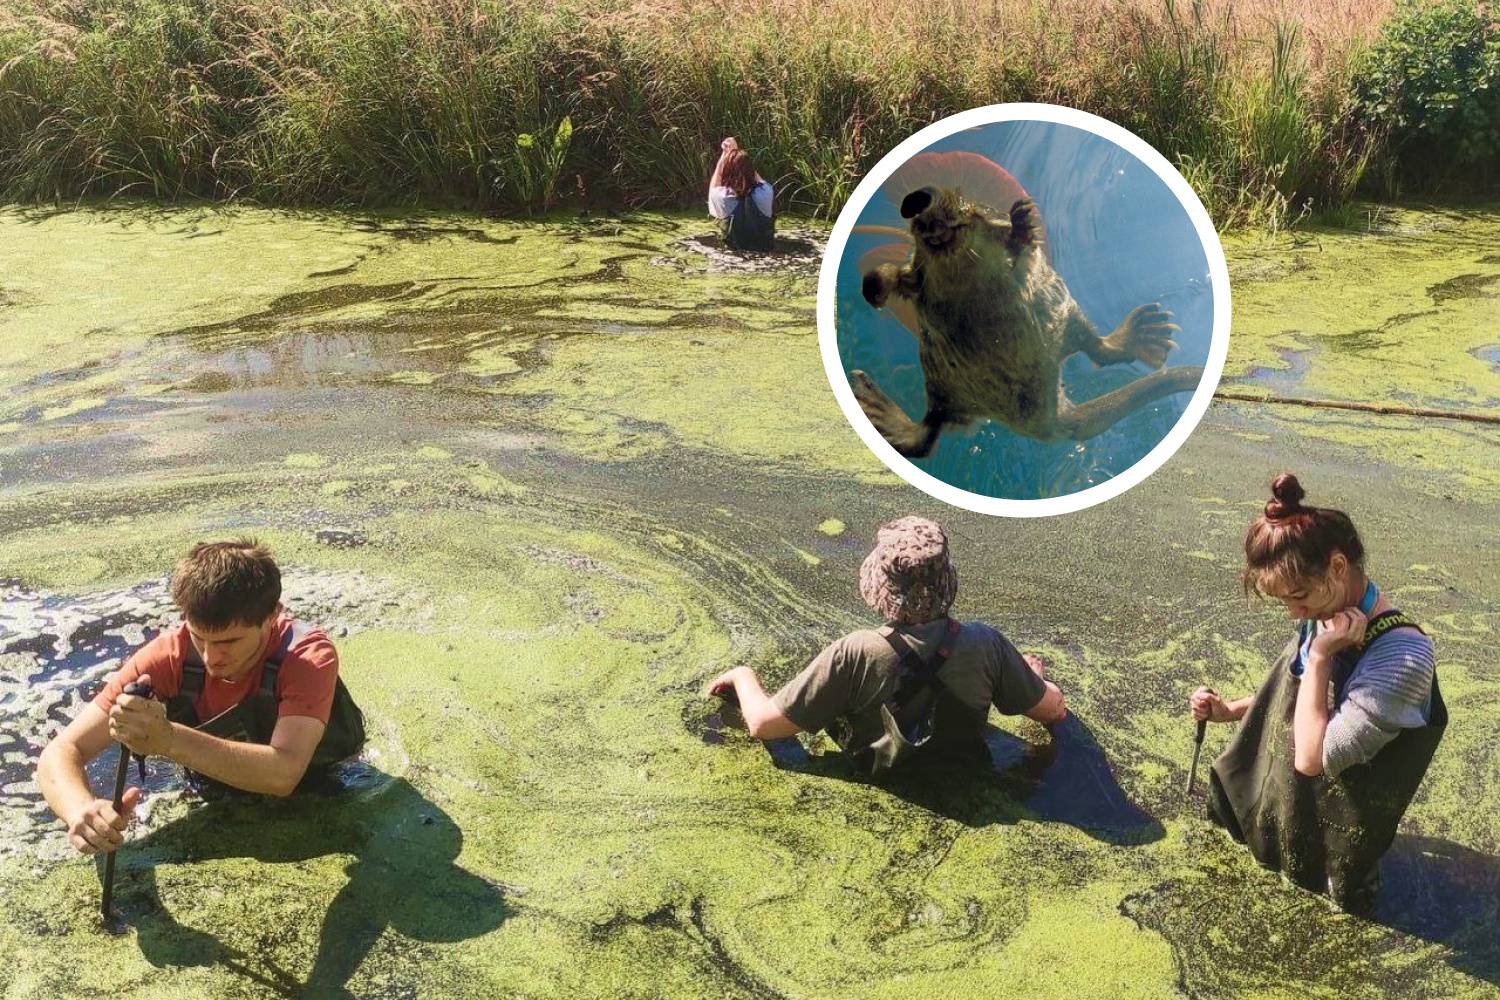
[770,619,1046,751]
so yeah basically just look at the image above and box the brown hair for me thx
[170,539,282,629]
[1242,473,1365,596]
[720,149,759,199]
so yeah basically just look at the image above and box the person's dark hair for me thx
[720,149,759,199]
[170,539,282,629]
[1242,473,1365,596]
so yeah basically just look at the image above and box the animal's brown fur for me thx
[854,185,1205,458]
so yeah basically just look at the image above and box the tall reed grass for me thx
[0,0,1415,227]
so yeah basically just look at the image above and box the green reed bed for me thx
[0,0,1493,228]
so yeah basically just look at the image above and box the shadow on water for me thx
[1120,826,1500,994]
[702,704,1161,846]
[99,770,507,999]
[1375,834,1500,986]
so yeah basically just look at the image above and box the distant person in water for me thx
[37,540,366,855]
[1191,474,1445,914]
[708,137,775,251]
[705,516,1065,777]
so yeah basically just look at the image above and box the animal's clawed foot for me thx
[850,370,939,458]
[1103,302,1181,370]
[1008,198,1041,249]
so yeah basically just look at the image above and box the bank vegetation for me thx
[0,0,1495,228]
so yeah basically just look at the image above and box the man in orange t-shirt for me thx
[37,539,365,856]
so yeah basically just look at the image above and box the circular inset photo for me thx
[818,104,1230,515]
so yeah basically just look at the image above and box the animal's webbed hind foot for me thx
[1059,364,1205,441]
[1008,198,1041,250]
[850,370,943,458]
[1098,302,1181,370]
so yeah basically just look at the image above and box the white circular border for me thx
[817,103,1231,517]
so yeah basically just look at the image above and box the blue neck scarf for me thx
[1291,580,1378,677]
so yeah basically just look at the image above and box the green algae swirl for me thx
[1,205,1499,999]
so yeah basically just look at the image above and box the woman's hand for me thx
[1309,608,1366,661]
[1190,686,1234,723]
[720,137,738,153]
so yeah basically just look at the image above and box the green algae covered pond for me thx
[1,205,1498,999]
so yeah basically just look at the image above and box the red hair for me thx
[720,149,759,199]
[1242,473,1365,596]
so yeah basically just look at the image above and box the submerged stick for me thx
[1213,390,1500,426]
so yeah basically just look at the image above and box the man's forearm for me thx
[167,725,308,796]
[38,740,100,827]
[726,670,802,740]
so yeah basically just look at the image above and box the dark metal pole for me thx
[100,681,151,926]
[99,740,132,922]
[1185,686,1215,794]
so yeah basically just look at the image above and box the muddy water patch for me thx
[0,569,429,857]
[654,227,827,275]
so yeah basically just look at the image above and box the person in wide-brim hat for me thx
[705,516,1064,778]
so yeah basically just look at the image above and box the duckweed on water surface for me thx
[0,207,873,478]
[1,205,1498,997]
[1222,206,1500,502]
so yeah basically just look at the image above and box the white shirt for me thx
[708,180,774,220]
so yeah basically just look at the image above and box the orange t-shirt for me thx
[92,613,339,726]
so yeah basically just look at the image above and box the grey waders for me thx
[721,188,774,251]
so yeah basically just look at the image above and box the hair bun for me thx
[1265,472,1306,520]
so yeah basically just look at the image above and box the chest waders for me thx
[1207,610,1447,909]
[722,188,774,251]
[165,623,367,797]
[839,618,966,779]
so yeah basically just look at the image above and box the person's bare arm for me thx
[710,137,738,189]
[38,702,142,855]
[704,666,802,740]
[110,684,324,797]
[1190,687,1255,723]
[1292,609,1367,776]
[1019,654,1067,724]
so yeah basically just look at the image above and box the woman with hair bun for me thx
[1189,473,1446,913]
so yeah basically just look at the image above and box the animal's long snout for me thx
[900,187,938,219]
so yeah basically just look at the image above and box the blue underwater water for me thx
[836,120,1215,500]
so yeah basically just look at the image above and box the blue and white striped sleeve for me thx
[1322,630,1435,778]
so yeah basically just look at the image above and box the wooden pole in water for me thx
[1213,391,1500,426]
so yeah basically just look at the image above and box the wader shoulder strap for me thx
[881,618,962,711]
[1333,610,1427,691]
[164,621,306,726]
[1360,610,1424,650]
